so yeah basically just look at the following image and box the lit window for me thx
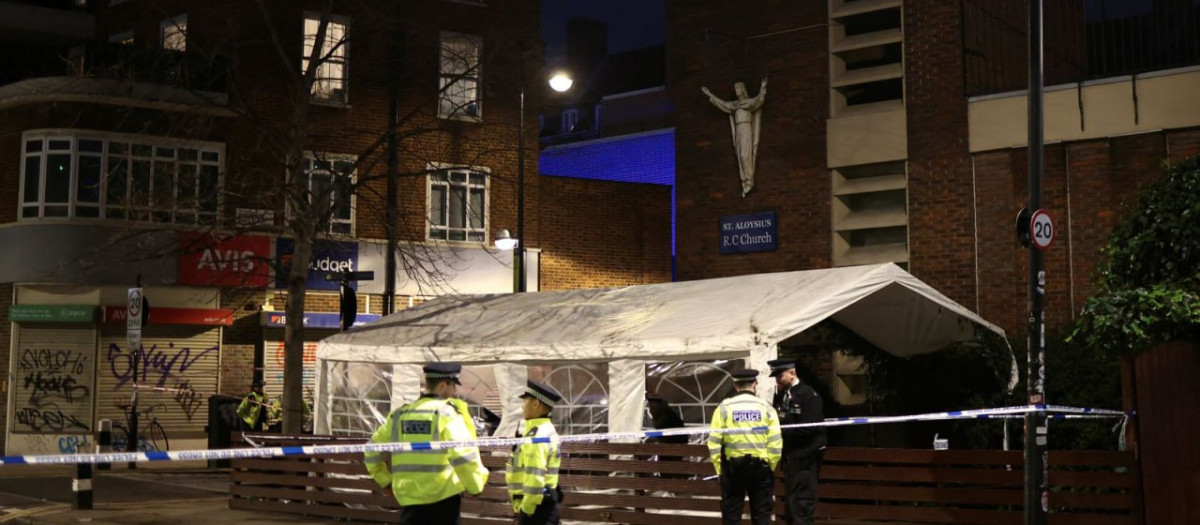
[160,15,187,51]
[439,32,481,119]
[302,154,356,235]
[19,132,222,224]
[303,14,350,104]
[428,167,488,242]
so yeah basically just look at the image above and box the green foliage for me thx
[1072,155,1200,356]
[1008,334,1124,450]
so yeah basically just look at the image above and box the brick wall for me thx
[668,0,831,280]
[972,127,1200,337]
[218,344,255,397]
[904,0,977,309]
[539,177,672,290]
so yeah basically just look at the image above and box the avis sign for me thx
[178,233,271,287]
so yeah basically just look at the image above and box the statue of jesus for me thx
[701,78,767,197]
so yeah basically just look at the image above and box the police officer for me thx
[707,369,782,525]
[237,379,269,432]
[506,380,564,525]
[364,363,489,525]
[768,358,826,525]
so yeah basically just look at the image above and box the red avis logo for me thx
[179,234,270,287]
[196,248,257,272]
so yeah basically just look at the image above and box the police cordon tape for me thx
[134,384,279,409]
[0,404,1126,466]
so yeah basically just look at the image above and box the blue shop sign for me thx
[719,211,777,254]
[262,311,381,329]
[276,238,359,291]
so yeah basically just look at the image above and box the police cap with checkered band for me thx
[731,369,760,383]
[423,362,463,385]
[519,380,563,408]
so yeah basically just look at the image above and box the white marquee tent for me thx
[314,263,1008,438]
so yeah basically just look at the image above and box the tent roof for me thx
[317,263,1005,364]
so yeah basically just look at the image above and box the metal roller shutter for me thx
[97,325,221,449]
[263,328,328,408]
[11,326,97,435]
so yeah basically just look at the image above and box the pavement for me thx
[0,464,337,524]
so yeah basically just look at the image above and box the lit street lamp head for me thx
[494,229,518,251]
[549,71,573,93]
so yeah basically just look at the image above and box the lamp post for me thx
[497,71,572,293]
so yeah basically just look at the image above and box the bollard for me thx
[96,419,112,471]
[74,463,93,510]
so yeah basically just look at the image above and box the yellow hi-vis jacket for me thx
[237,392,267,428]
[707,392,782,475]
[506,417,561,516]
[364,395,489,506]
[447,397,478,439]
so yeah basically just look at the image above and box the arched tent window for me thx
[532,364,609,435]
[645,361,739,428]
[327,361,392,436]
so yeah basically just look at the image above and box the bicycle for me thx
[113,403,170,452]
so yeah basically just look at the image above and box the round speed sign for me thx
[1030,209,1054,251]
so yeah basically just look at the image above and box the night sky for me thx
[541,0,666,63]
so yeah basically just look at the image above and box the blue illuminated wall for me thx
[540,129,676,254]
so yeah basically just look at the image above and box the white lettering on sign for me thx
[723,232,774,247]
[309,257,354,273]
[197,249,257,272]
[731,410,762,423]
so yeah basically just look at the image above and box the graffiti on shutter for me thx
[98,325,221,448]
[11,327,97,434]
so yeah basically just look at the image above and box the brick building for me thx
[1,0,670,454]
[668,0,1200,405]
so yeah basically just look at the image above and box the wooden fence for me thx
[230,435,1140,525]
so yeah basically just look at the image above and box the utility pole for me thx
[1024,0,1049,523]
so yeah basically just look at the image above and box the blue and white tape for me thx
[0,404,1126,466]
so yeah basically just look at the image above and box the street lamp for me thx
[496,71,573,293]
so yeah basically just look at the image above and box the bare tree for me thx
[61,0,539,433]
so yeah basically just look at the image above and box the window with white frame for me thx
[303,14,349,104]
[160,14,187,51]
[439,32,481,119]
[20,132,222,224]
[562,109,579,132]
[302,155,355,235]
[428,166,488,242]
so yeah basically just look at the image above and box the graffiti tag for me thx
[107,342,217,389]
[23,371,90,405]
[173,379,203,421]
[15,405,91,433]
[58,435,92,454]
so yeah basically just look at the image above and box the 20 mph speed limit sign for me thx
[1030,209,1054,251]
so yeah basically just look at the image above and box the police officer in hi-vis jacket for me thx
[364,363,489,525]
[768,358,826,525]
[507,380,564,525]
[707,369,782,525]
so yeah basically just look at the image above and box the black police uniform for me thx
[769,359,826,525]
